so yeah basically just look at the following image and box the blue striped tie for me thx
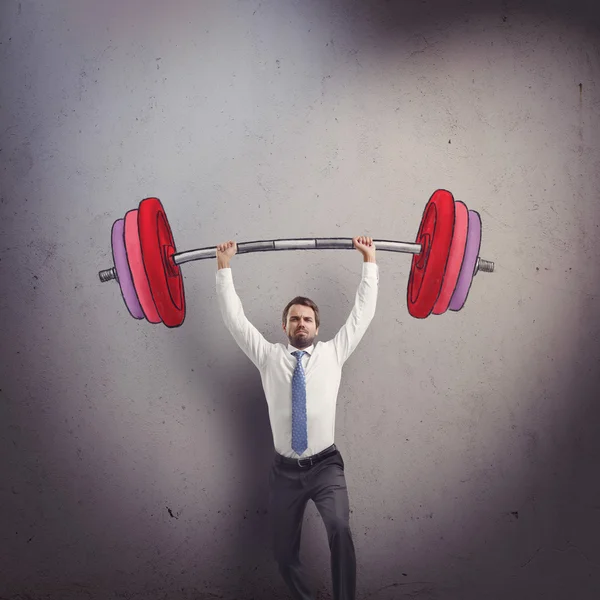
[291,350,308,455]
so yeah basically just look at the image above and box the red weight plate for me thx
[138,198,186,328]
[407,189,455,319]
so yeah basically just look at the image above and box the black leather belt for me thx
[274,444,338,469]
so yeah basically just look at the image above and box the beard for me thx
[288,330,314,349]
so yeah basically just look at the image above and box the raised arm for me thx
[332,236,379,365]
[215,241,271,369]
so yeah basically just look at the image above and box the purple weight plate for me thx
[111,219,145,319]
[448,210,481,311]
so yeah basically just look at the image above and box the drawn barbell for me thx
[98,189,494,327]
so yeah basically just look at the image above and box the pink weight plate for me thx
[433,201,469,315]
[124,209,162,324]
[449,210,482,311]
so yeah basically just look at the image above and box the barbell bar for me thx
[97,190,495,327]
[98,240,493,281]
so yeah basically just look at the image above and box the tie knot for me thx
[292,350,306,360]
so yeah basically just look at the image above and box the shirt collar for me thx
[287,343,314,356]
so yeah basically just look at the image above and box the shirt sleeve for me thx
[332,262,379,365]
[216,268,272,369]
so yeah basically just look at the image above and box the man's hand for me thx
[216,240,237,269]
[353,236,376,263]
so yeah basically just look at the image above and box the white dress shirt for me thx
[216,262,379,458]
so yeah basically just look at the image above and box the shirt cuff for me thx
[216,267,233,282]
[362,261,379,278]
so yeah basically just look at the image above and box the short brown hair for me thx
[282,296,320,329]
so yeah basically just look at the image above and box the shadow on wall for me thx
[296,0,600,36]
[1,0,599,596]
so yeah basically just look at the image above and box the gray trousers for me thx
[268,444,356,600]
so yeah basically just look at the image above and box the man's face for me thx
[283,305,319,349]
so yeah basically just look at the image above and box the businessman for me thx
[215,236,378,600]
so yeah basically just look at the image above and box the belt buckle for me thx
[297,455,314,468]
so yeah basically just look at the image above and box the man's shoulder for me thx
[313,340,334,354]
[266,342,290,357]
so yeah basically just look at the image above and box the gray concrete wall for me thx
[1,1,599,598]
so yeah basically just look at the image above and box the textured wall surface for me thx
[1,1,600,599]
